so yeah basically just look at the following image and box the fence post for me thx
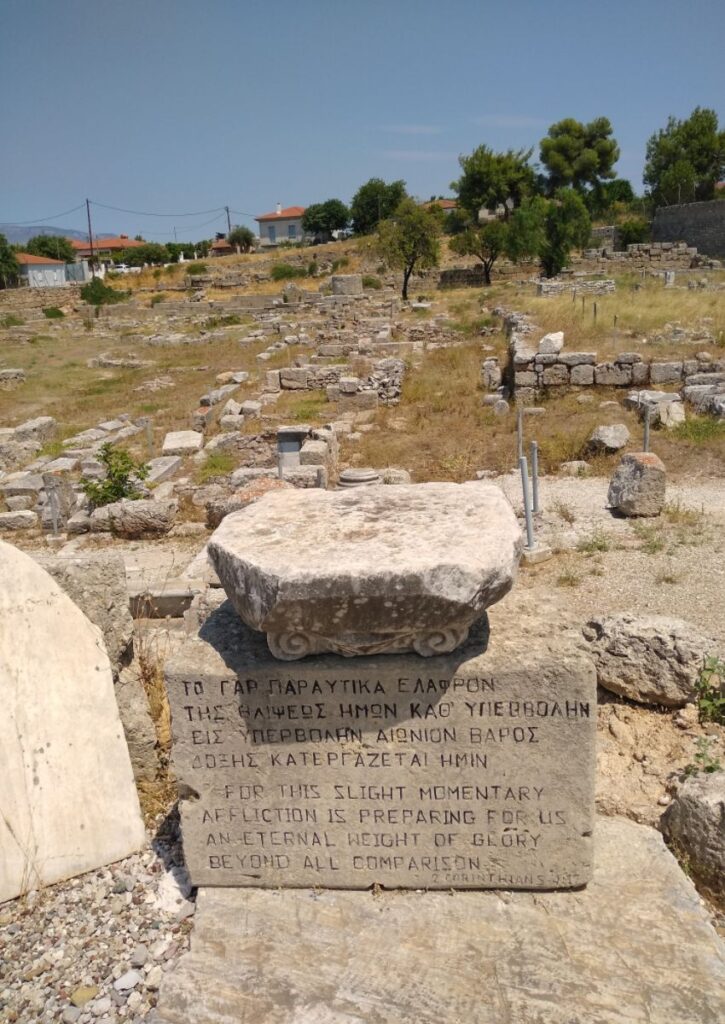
[530,441,540,514]
[643,404,651,453]
[519,456,534,550]
[516,407,523,462]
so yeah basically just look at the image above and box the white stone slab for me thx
[0,541,145,903]
[162,431,203,456]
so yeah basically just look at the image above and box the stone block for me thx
[650,362,684,385]
[588,424,630,453]
[207,483,521,660]
[264,370,281,393]
[165,604,595,890]
[331,274,363,296]
[541,364,569,387]
[107,498,177,539]
[162,430,203,456]
[241,400,263,418]
[191,407,215,431]
[661,773,725,898]
[201,384,238,407]
[559,352,596,367]
[0,541,144,902]
[570,364,594,386]
[614,352,643,365]
[537,331,564,354]
[219,414,246,430]
[280,367,310,390]
[515,371,537,387]
[0,510,38,530]
[147,456,182,485]
[607,452,666,517]
[594,363,632,386]
[631,362,650,386]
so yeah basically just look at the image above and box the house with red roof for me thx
[68,235,145,262]
[254,205,307,247]
[16,252,68,288]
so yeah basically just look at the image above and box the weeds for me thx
[362,275,382,289]
[42,307,64,319]
[81,443,149,507]
[195,450,236,483]
[694,656,725,725]
[204,313,243,329]
[271,262,307,281]
[684,737,723,776]
[634,522,665,554]
[672,416,725,444]
[553,500,576,524]
[185,262,208,275]
[556,568,581,587]
[577,530,610,554]
[1,313,24,328]
[654,569,680,584]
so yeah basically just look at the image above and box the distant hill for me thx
[0,224,89,245]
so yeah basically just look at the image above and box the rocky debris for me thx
[560,460,590,476]
[0,367,26,387]
[87,354,152,369]
[583,613,716,707]
[538,331,564,354]
[607,452,666,517]
[205,477,292,529]
[0,509,38,530]
[331,274,363,296]
[661,771,725,898]
[33,552,134,674]
[0,541,145,903]
[361,357,405,404]
[107,499,178,539]
[0,816,195,1024]
[624,389,684,428]
[208,482,522,659]
[588,423,630,453]
[0,416,56,471]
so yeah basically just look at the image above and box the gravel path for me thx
[0,815,195,1024]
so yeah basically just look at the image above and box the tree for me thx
[351,178,407,235]
[227,226,255,252]
[504,192,590,278]
[121,243,169,267]
[540,117,620,195]
[0,233,19,288]
[449,222,508,285]
[376,198,441,299]
[26,234,76,263]
[80,277,129,306]
[81,443,149,508]
[644,108,725,206]
[451,145,536,220]
[302,199,350,240]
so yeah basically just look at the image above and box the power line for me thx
[1,203,86,226]
[90,200,226,218]
[150,213,228,237]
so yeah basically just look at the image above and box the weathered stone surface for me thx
[0,509,37,530]
[151,817,725,1024]
[537,330,564,354]
[331,274,363,296]
[107,498,177,539]
[205,478,292,529]
[541,364,568,386]
[661,772,725,897]
[607,451,666,517]
[0,541,145,902]
[650,361,684,385]
[207,483,522,659]
[147,456,182,484]
[162,431,203,456]
[582,613,715,706]
[595,362,632,386]
[166,604,595,889]
[570,364,595,385]
[34,553,133,674]
[588,423,630,453]
[115,662,161,785]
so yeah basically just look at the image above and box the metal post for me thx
[145,420,154,457]
[593,301,597,323]
[519,456,534,550]
[516,407,523,461]
[530,441,540,514]
[49,486,59,536]
[277,450,284,480]
[643,404,651,453]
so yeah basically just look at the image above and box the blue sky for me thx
[2,0,724,240]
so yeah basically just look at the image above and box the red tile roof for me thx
[69,236,145,251]
[255,206,306,222]
[210,238,233,250]
[16,252,66,265]
[422,199,458,210]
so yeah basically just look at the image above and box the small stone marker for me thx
[607,452,666,517]
[166,604,596,890]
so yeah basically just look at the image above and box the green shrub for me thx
[81,443,149,508]
[43,307,65,319]
[150,294,164,306]
[331,257,349,272]
[186,262,208,276]
[617,217,650,248]
[271,262,307,281]
[362,274,382,290]
[80,277,129,306]
[204,314,243,328]
[0,313,24,327]
[694,656,725,725]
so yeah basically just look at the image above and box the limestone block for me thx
[594,363,632,386]
[0,541,145,902]
[241,400,262,417]
[264,370,281,393]
[631,362,650,386]
[0,510,37,530]
[331,274,363,296]
[162,431,203,456]
[219,414,245,430]
[191,407,215,431]
[0,472,45,497]
[614,352,643,365]
[582,612,712,707]
[338,377,361,394]
[588,423,630,453]
[146,456,182,485]
[607,451,665,517]
[207,483,522,659]
[280,367,310,390]
[570,364,594,385]
[34,552,133,674]
[650,361,684,385]
[537,331,564,354]
[515,371,537,387]
[559,352,596,366]
[541,364,569,386]
[201,384,238,407]
[14,415,56,443]
[151,817,725,1024]
[299,439,329,467]
[661,773,725,896]
[165,604,595,890]
[107,498,177,539]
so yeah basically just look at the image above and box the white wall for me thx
[256,217,305,245]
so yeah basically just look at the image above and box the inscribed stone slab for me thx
[166,604,596,890]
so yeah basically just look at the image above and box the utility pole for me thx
[225,205,232,235]
[85,198,95,277]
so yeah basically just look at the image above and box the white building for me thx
[16,252,67,288]
[255,205,306,247]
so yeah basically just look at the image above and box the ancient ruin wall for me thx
[652,200,725,258]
